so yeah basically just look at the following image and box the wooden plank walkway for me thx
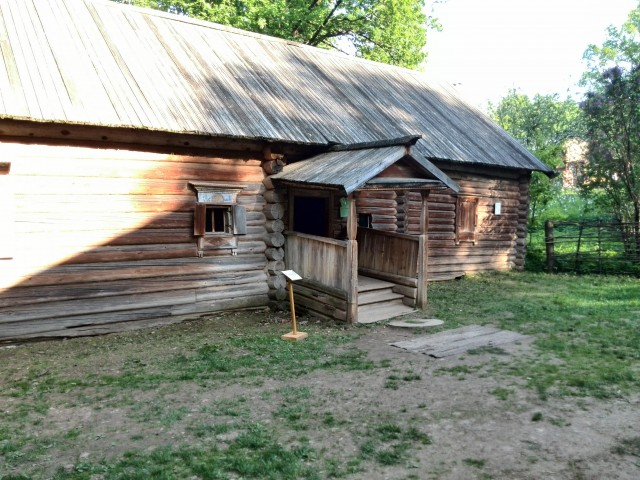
[390,325,530,358]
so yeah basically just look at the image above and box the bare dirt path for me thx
[1,312,638,479]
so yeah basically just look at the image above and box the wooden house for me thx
[0,0,552,340]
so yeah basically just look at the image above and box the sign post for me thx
[280,270,307,341]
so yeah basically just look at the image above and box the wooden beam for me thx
[417,192,429,309]
[345,240,358,323]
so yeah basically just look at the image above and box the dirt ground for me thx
[1,311,639,479]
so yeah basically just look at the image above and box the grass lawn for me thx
[0,272,639,479]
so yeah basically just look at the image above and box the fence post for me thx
[545,220,555,274]
[575,224,584,274]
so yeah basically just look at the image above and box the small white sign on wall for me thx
[494,202,502,215]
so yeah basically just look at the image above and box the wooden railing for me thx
[285,231,352,292]
[357,228,419,279]
[357,228,428,308]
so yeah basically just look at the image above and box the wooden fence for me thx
[285,231,358,322]
[357,228,419,280]
[544,221,640,276]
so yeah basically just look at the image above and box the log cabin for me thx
[0,0,552,339]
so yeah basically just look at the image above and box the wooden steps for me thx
[357,276,414,324]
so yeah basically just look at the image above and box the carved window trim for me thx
[189,182,247,257]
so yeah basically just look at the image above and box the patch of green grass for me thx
[611,436,640,457]
[429,272,640,398]
[44,423,321,480]
[463,458,486,468]
[434,364,483,378]
[385,371,421,389]
[359,422,432,467]
[490,387,512,401]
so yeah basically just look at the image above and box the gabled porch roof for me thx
[271,137,460,194]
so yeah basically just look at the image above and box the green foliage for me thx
[112,0,436,69]
[580,65,640,228]
[582,2,640,83]
[580,3,640,231]
[488,91,585,227]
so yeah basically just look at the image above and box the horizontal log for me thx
[267,274,287,290]
[266,260,285,274]
[0,270,268,308]
[265,219,284,233]
[357,191,396,199]
[356,198,397,208]
[263,190,286,203]
[265,232,285,248]
[292,283,348,310]
[265,247,284,261]
[264,203,284,220]
[268,288,287,301]
[293,294,346,322]
[296,278,348,300]
[358,207,396,216]
[392,284,417,299]
[1,295,270,341]
[263,160,282,175]
[2,255,267,288]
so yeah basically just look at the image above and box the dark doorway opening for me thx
[293,196,329,237]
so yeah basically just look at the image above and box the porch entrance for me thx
[270,136,460,323]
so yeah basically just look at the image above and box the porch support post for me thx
[416,192,429,309]
[346,194,358,322]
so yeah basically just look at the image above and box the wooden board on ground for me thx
[390,325,530,358]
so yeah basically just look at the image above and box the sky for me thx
[425,0,638,109]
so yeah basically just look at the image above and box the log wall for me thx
[0,140,270,340]
[356,166,531,282]
[422,167,530,281]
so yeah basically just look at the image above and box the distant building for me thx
[562,139,589,189]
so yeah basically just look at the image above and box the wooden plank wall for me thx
[0,141,269,340]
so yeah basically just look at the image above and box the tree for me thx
[582,2,640,82]
[580,3,640,250]
[580,67,640,246]
[111,0,438,69]
[488,90,585,227]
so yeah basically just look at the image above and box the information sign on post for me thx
[280,270,307,341]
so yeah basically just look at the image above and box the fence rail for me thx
[543,220,640,276]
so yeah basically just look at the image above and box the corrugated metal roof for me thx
[0,0,551,173]
[272,142,460,194]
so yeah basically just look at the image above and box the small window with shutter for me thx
[189,182,247,256]
[455,196,478,244]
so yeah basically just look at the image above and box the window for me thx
[189,182,247,256]
[358,213,372,228]
[194,203,246,236]
[455,196,478,244]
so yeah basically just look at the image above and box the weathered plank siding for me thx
[285,231,357,322]
[0,141,269,339]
